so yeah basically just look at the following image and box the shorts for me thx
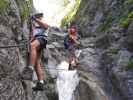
[36,37,47,49]
[66,47,76,59]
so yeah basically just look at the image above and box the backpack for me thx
[64,35,69,49]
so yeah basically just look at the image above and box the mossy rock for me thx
[0,0,9,12]
[20,6,29,22]
[124,0,133,5]
[126,59,133,70]
[119,11,133,28]
[109,48,119,54]
[96,12,113,32]
[16,0,31,22]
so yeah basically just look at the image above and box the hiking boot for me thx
[68,64,74,70]
[32,82,44,91]
[68,63,77,70]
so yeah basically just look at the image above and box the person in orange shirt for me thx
[64,25,80,70]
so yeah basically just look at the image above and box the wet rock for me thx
[126,22,133,51]
[95,34,111,49]
[76,47,122,100]
[110,50,133,100]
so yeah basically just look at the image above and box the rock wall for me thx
[0,0,133,100]
[74,0,133,37]
[0,0,49,100]
[72,0,133,100]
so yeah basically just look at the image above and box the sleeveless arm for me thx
[35,18,49,29]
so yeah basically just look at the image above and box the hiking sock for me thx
[39,80,44,84]
[32,81,44,91]
[28,65,34,70]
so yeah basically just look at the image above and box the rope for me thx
[0,39,29,49]
[0,44,27,49]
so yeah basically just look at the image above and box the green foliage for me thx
[16,0,31,22]
[0,0,9,11]
[61,7,75,27]
[63,0,69,6]
[124,0,133,4]
[126,59,133,70]
[119,11,133,28]
[61,0,81,27]
[109,48,119,54]
[96,0,133,32]
[20,6,29,22]
[96,14,113,32]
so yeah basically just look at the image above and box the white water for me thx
[47,50,82,100]
[57,61,79,100]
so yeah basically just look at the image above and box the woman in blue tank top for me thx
[29,13,49,91]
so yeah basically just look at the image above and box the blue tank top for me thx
[33,27,47,37]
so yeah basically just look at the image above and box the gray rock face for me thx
[74,0,105,37]
[45,29,124,100]
[72,0,133,100]
[108,50,133,100]
[0,0,133,100]
[0,0,48,100]
[74,0,133,37]
[0,1,25,100]
[126,22,133,51]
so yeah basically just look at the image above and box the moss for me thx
[124,0,133,4]
[119,18,130,28]
[96,0,133,32]
[126,59,133,70]
[109,48,119,54]
[16,0,31,22]
[20,6,29,22]
[119,11,133,28]
[0,0,9,11]
[96,13,113,32]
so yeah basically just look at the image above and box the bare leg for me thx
[30,40,40,67]
[31,39,45,91]
[70,50,76,66]
[35,52,44,81]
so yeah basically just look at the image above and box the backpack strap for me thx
[64,35,69,49]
